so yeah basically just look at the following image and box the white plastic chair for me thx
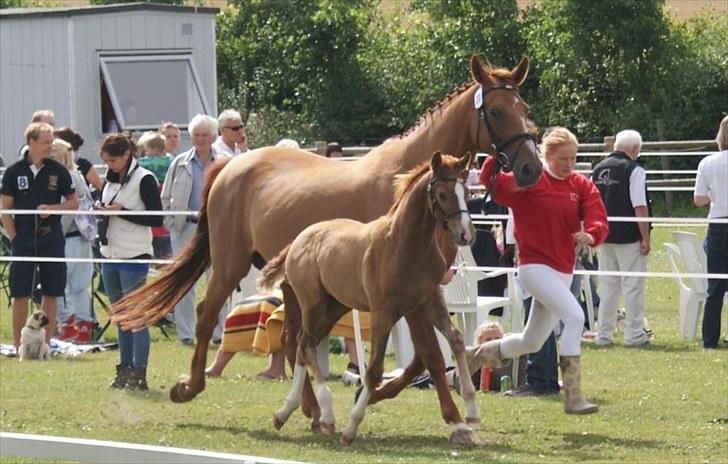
[664,239,707,341]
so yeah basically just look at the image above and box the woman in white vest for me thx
[97,134,163,390]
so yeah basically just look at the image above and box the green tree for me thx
[89,0,184,4]
[522,0,675,140]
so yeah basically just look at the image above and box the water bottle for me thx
[480,367,492,391]
[500,374,512,392]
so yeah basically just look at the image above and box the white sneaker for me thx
[341,370,360,386]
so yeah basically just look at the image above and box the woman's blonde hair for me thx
[51,139,75,170]
[716,115,728,151]
[541,126,578,157]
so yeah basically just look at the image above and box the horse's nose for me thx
[520,163,533,178]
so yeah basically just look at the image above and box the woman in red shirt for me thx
[470,127,608,414]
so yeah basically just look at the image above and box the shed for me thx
[0,2,219,162]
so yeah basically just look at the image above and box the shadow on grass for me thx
[174,422,519,458]
[561,431,662,452]
[584,342,700,354]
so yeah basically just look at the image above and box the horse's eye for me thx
[438,192,448,201]
[489,107,500,118]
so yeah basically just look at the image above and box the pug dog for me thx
[19,311,51,361]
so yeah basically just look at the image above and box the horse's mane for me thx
[400,63,517,138]
[388,161,432,215]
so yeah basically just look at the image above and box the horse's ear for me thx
[470,55,494,87]
[431,151,442,171]
[512,56,530,86]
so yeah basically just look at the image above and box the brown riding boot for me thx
[465,339,504,374]
[559,356,598,415]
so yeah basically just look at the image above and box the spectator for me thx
[31,109,55,126]
[1,122,78,351]
[98,134,163,390]
[592,129,652,347]
[212,109,247,156]
[50,139,96,343]
[54,127,105,194]
[473,127,609,414]
[138,131,174,260]
[694,116,728,349]
[162,114,229,345]
[19,110,56,160]
[275,138,299,149]
[325,142,343,158]
[159,122,181,155]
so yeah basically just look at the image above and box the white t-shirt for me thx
[212,136,242,157]
[628,165,647,208]
[694,150,728,218]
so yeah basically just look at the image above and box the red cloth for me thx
[479,156,609,274]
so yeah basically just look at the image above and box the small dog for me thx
[19,311,51,361]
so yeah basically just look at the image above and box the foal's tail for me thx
[111,157,232,331]
[257,244,291,293]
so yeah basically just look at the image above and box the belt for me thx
[65,230,82,238]
[186,217,199,224]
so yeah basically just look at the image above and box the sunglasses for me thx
[224,125,244,131]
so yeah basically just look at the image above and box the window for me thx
[99,54,210,132]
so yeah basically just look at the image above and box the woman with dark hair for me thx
[54,127,104,193]
[98,133,163,390]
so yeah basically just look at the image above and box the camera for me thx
[94,201,109,246]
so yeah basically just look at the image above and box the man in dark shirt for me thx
[1,122,78,351]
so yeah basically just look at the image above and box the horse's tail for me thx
[111,157,233,330]
[257,244,291,293]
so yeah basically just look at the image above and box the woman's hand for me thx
[572,231,594,246]
[97,202,122,211]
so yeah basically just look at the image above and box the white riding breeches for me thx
[500,263,584,358]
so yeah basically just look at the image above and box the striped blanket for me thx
[220,293,371,355]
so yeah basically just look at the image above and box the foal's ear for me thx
[430,151,442,170]
[511,56,530,86]
[457,151,473,172]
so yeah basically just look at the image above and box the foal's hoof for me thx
[466,417,481,430]
[449,425,479,445]
[273,412,286,431]
[169,382,193,403]
[310,419,322,433]
[340,432,355,447]
[320,421,336,435]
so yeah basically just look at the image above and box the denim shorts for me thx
[9,224,66,298]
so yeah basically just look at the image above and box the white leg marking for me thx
[342,384,370,442]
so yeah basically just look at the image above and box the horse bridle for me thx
[475,84,538,182]
[427,175,470,230]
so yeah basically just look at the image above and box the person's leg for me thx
[256,350,287,379]
[66,238,94,324]
[11,297,29,350]
[206,349,236,377]
[39,296,58,342]
[596,244,621,345]
[618,242,648,346]
[118,267,150,389]
[37,229,66,343]
[521,298,559,393]
[344,337,360,369]
[702,223,728,348]
[170,224,196,343]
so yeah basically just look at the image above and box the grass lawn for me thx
[0,226,726,463]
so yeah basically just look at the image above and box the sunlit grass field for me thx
[0,226,726,463]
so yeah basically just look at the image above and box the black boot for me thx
[125,367,149,391]
[110,364,132,389]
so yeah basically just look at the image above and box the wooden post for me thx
[655,119,673,214]
[604,136,615,153]
[314,141,326,156]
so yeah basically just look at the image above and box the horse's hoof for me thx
[310,420,321,433]
[340,432,355,446]
[449,426,479,445]
[273,412,286,431]
[466,417,481,430]
[169,383,192,403]
[320,421,336,435]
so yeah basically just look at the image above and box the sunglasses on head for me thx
[224,125,244,131]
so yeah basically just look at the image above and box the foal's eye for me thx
[438,192,448,201]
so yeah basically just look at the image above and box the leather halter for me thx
[475,84,538,186]
[427,175,470,230]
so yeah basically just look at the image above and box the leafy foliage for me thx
[88,0,184,4]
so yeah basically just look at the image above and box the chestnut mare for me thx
[111,55,541,441]
[259,152,476,445]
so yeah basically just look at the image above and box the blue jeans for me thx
[101,263,150,369]
[702,223,727,348]
[522,297,560,393]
